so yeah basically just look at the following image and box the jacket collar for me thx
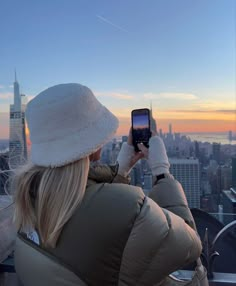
[87,163,119,188]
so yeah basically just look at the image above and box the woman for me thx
[14,83,202,286]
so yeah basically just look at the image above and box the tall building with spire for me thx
[169,123,172,135]
[9,72,27,169]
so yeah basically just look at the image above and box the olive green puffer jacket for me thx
[15,164,201,286]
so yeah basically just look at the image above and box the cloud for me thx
[0,92,35,101]
[167,109,236,114]
[191,99,236,111]
[115,117,236,135]
[96,15,128,33]
[0,92,12,100]
[110,92,133,100]
[0,85,4,89]
[144,92,198,100]
[216,110,236,114]
[95,91,134,100]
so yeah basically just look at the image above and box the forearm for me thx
[119,197,202,285]
[143,136,196,229]
[149,176,196,230]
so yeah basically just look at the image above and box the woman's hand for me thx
[127,128,144,165]
[138,135,170,176]
[136,130,158,158]
[117,129,144,177]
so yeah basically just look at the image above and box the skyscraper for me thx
[170,158,200,208]
[143,173,153,195]
[159,128,163,138]
[9,72,27,168]
[232,156,236,187]
[122,136,128,143]
[169,123,172,135]
[194,141,200,159]
[212,142,221,164]
[130,163,142,187]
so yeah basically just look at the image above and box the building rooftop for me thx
[222,189,236,203]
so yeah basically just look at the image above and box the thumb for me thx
[130,152,144,166]
[137,143,148,158]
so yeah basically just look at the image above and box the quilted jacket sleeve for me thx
[149,175,196,230]
[118,196,202,286]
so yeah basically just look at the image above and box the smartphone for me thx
[131,108,151,152]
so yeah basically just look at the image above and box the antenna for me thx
[15,69,17,82]
[150,100,152,112]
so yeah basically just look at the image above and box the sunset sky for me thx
[0,0,235,139]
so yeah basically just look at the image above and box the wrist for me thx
[155,173,172,183]
[151,167,170,176]
[153,173,174,187]
[117,164,130,177]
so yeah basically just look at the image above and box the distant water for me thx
[116,132,236,145]
[183,132,236,145]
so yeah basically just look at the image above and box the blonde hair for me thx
[14,157,89,248]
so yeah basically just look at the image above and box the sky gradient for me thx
[0,0,235,139]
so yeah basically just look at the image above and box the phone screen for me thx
[131,108,151,152]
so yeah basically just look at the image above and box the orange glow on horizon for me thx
[109,106,236,135]
[0,112,235,140]
[154,111,235,121]
[116,116,236,136]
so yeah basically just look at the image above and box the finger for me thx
[128,127,133,146]
[137,143,148,157]
[134,152,144,161]
[130,152,144,166]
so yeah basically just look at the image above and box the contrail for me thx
[96,15,128,33]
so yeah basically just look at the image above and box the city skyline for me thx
[0,1,235,139]
[1,75,235,140]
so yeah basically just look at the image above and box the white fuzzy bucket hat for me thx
[26,83,119,167]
